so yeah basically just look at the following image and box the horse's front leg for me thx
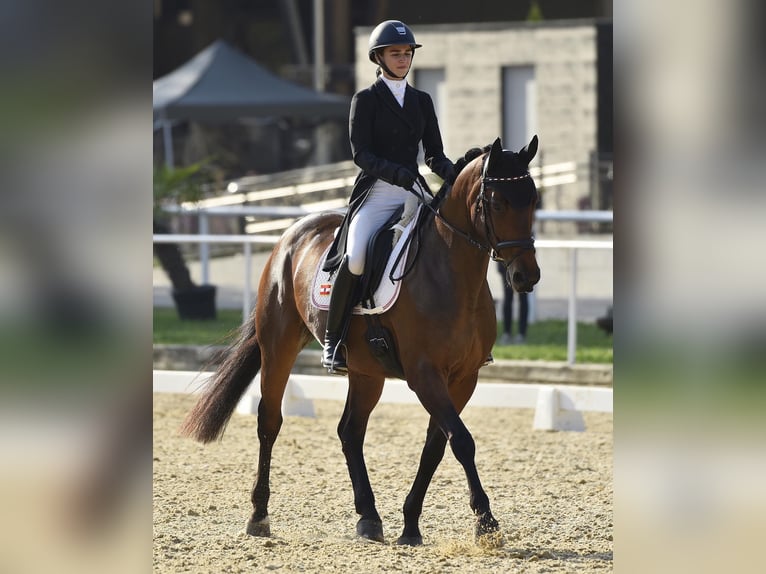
[410,371,501,544]
[338,374,385,542]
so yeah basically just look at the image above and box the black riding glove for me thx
[393,166,418,189]
[441,163,456,185]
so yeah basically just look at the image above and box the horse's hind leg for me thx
[397,416,447,546]
[337,373,385,542]
[245,365,287,537]
[246,303,310,537]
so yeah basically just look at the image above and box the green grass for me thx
[154,308,613,364]
[153,307,244,346]
[491,320,612,363]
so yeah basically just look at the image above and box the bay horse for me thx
[180,136,541,545]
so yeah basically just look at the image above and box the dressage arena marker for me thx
[154,370,612,432]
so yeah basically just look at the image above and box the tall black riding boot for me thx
[322,257,360,374]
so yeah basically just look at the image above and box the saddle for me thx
[358,205,405,305]
[312,201,422,315]
[357,189,437,306]
[311,199,426,379]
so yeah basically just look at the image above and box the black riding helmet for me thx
[368,20,421,79]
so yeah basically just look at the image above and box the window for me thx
[502,66,537,149]
[414,68,447,160]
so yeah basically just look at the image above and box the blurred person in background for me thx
[497,261,529,345]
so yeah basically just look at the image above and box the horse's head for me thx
[461,136,541,292]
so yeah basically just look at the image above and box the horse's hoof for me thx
[396,535,423,546]
[475,512,503,547]
[356,518,384,543]
[246,516,271,537]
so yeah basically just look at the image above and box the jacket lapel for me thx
[372,78,414,130]
[402,85,421,132]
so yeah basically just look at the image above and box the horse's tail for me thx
[180,320,262,443]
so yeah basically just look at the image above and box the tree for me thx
[153,161,217,319]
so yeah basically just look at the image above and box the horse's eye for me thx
[489,194,505,212]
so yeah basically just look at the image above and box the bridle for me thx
[476,154,536,266]
[427,155,535,264]
[398,152,536,283]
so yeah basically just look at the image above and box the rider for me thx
[321,19,457,373]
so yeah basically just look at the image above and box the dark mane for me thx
[454,145,491,176]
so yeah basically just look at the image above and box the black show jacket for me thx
[323,78,454,272]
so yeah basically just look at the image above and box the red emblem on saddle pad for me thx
[319,283,332,296]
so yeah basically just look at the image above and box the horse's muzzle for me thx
[511,268,540,293]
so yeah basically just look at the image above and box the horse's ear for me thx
[518,135,539,166]
[487,137,503,171]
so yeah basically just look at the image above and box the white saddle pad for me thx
[311,205,421,315]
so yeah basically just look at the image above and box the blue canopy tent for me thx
[153,39,349,168]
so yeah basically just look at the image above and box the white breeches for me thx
[346,179,427,276]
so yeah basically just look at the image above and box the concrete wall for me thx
[355,20,602,214]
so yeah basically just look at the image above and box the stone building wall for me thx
[355,20,603,220]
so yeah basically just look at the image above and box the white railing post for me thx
[527,290,537,324]
[567,248,578,364]
[199,212,210,284]
[243,241,252,320]
[161,115,174,169]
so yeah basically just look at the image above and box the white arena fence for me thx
[153,232,612,365]
[160,205,612,287]
[153,370,612,432]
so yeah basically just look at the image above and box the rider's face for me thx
[380,45,413,78]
